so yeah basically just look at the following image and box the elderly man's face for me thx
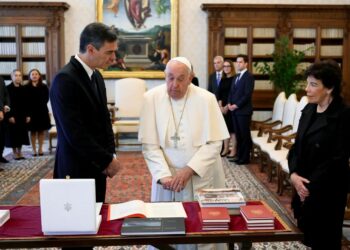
[165,61,191,100]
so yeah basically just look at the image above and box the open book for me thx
[107,200,187,221]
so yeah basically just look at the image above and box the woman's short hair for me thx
[305,60,342,98]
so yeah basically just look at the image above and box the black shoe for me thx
[227,155,238,161]
[229,158,240,163]
[236,160,250,165]
[0,157,9,163]
[0,167,4,171]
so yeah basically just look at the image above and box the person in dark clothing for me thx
[207,55,224,95]
[0,75,10,163]
[50,22,121,203]
[228,54,254,164]
[216,59,237,158]
[288,60,350,249]
[26,69,51,156]
[5,69,30,160]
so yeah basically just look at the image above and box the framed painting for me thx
[96,0,178,78]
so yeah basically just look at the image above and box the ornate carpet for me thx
[0,153,54,205]
[0,152,307,249]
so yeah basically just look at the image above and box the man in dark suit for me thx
[0,76,10,163]
[228,54,255,165]
[207,55,224,95]
[50,22,120,203]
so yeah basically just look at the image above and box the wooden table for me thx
[0,201,303,249]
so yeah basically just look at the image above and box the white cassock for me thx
[139,84,229,202]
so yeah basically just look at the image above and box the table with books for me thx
[0,199,302,249]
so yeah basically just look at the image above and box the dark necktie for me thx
[91,72,100,101]
[235,73,241,85]
[216,72,221,86]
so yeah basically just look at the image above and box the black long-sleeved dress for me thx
[5,83,30,147]
[26,83,51,132]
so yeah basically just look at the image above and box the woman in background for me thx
[216,59,237,158]
[26,69,51,156]
[288,60,350,249]
[5,69,30,160]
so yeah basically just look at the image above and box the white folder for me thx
[40,179,102,235]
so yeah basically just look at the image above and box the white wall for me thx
[4,0,350,100]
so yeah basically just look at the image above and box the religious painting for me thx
[96,0,178,78]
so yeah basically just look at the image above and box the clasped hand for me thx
[290,173,310,202]
[103,157,121,178]
[160,166,194,192]
[228,104,238,111]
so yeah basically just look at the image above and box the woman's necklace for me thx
[169,89,190,148]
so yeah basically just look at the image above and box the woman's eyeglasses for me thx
[223,65,231,68]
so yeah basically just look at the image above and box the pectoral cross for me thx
[170,132,180,148]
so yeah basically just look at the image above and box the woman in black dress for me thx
[26,69,51,156]
[288,60,350,249]
[5,69,30,160]
[216,59,237,158]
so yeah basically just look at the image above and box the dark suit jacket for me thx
[228,71,255,115]
[207,72,219,95]
[288,99,350,247]
[0,76,10,111]
[50,56,115,201]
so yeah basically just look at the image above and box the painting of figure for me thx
[97,0,177,78]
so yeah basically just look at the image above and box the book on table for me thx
[0,210,10,227]
[240,204,275,230]
[121,217,185,236]
[108,200,187,221]
[199,207,230,231]
[200,207,230,223]
[197,189,246,208]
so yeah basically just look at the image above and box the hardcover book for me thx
[108,200,187,221]
[121,217,186,236]
[200,207,230,223]
[0,210,10,227]
[197,191,246,208]
[240,205,275,221]
[241,212,274,224]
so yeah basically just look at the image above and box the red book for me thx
[200,207,230,223]
[240,205,275,221]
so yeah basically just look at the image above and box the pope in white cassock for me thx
[139,57,229,202]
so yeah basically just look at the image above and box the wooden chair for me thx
[251,92,286,160]
[253,94,298,175]
[48,112,57,153]
[113,78,147,147]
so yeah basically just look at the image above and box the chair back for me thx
[292,96,308,133]
[271,92,287,122]
[114,78,147,118]
[281,93,298,135]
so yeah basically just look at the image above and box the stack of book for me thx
[240,205,275,230]
[197,188,246,215]
[200,207,230,231]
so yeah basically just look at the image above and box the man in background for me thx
[228,54,255,165]
[0,76,10,164]
[207,55,224,95]
[50,22,120,203]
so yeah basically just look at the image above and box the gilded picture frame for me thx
[96,0,178,78]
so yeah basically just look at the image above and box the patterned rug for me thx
[223,158,306,249]
[0,153,54,205]
[0,151,307,249]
